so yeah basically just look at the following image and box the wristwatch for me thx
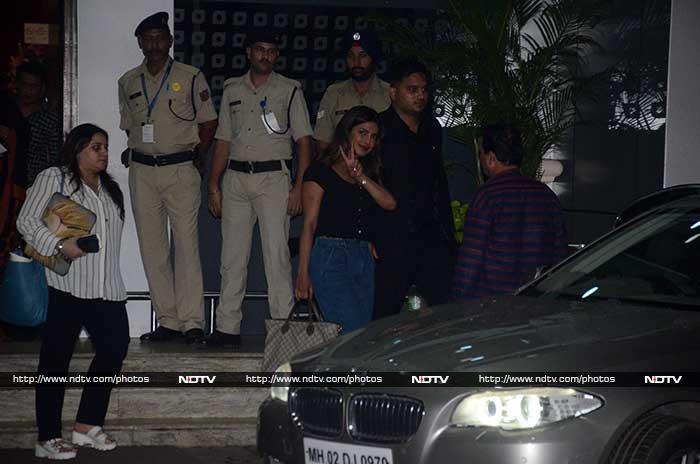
[55,239,70,260]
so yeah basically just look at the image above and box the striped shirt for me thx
[452,170,569,300]
[16,167,126,301]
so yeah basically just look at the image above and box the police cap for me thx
[245,30,281,48]
[135,12,170,37]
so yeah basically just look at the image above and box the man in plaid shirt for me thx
[15,62,62,185]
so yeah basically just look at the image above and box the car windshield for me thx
[521,200,700,310]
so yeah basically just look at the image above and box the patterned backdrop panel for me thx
[174,1,436,120]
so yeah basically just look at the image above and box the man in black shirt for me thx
[373,59,456,319]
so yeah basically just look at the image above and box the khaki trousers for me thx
[216,168,294,335]
[129,161,204,332]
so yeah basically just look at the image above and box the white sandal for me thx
[35,438,77,460]
[71,426,117,451]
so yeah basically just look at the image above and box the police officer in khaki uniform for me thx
[118,12,218,344]
[204,31,313,346]
[313,29,391,153]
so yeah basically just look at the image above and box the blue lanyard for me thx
[140,59,173,121]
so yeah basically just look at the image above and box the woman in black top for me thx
[295,106,396,333]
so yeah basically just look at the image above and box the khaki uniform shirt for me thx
[118,58,217,155]
[313,76,391,143]
[215,71,312,161]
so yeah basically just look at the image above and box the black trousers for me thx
[36,288,129,441]
[373,227,454,320]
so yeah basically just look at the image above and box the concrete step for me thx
[0,417,257,449]
[0,387,269,422]
[0,348,264,373]
[0,340,268,449]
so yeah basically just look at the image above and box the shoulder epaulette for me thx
[118,65,142,84]
[223,76,243,88]
[171,61,200,77]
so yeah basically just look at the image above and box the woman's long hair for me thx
[62,123,125,220]
[321,105,383,179]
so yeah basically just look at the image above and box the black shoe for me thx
[139,326,184,342]
[198,330,241,347]
[184,328,205,344]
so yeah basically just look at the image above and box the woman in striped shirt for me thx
[17,123,129,460]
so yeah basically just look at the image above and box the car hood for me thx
[305,296,700,372]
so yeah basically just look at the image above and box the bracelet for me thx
[360,178,368,187]
[208,190,220,195]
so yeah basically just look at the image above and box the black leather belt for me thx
[228,159,292,174]
[131,150,195,167]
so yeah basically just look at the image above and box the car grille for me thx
[349,394,425,443]
[289,389,425,444]
[289,388,343,438]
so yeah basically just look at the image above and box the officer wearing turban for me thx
[312,29,391,153]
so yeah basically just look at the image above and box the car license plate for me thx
[303,437,393,464]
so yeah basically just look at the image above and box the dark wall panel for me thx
[561,0,670,244]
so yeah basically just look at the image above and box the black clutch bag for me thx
[77,234,100,253]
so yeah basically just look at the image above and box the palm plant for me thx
[378,0,606,180]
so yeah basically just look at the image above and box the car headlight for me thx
[270,362,292,402]
[451,388,602,430]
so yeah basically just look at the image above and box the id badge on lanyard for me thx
[142,124,155,143]
[140,60,173,144]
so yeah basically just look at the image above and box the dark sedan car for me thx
[615,184,700,228]
[258,188,700,464]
